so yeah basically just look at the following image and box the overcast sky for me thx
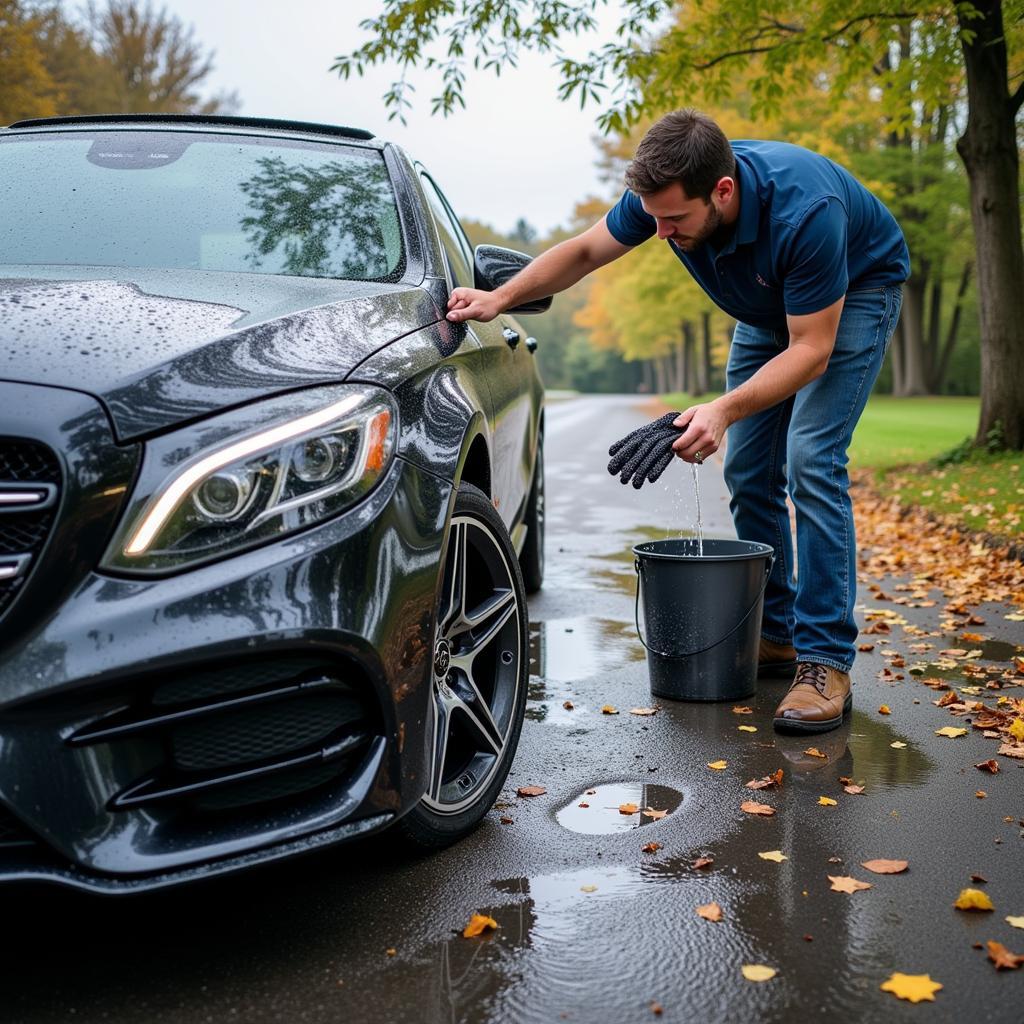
[160,0,632,236]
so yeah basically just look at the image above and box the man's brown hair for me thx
[624,109,736,201]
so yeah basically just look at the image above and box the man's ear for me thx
[714,176,736,203]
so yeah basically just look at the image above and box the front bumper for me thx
[0,383,452,891]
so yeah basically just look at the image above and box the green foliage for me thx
[848,396,980,469]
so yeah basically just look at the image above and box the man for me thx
[445,109,909,735]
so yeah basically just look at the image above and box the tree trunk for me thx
[933,261,973,392]
[895,277,930,395]
[956,0,1024,448]
[890,319,905,395]
[701,311,713,392]
[683,320,702,395]
[675,330,686,393]
[653,356,668,395]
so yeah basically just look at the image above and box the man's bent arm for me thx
[446,217,633,322]
[671,297,845,463]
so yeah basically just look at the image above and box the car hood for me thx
[0,266,440,441]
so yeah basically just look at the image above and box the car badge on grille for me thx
[0,482,57,512]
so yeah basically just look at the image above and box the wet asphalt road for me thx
[5,394,1024,1023]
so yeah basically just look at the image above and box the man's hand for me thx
[672,399,732,463]
[446,288,503,323]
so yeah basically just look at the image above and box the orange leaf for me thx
[878,705,892,715]
[619,803,639,815]
[691,857,714,869]
[642,807,668,820]
[745,769,784,790]
[997,743,1024,759]
[562,700,574,710]
[843,784,866,795]
[880,973,942,1003]
[987,941,1024,970]
[462,913,499,938]
[696,901,723,922]
[741,800,776,816]
[641,842,662,853]
[975,759,1000,773]
[829,875,873,893]
[630,707,658,716]
[861,859,908,874]
[732,705,753,714]
[516,785,546,797]
[803,747,828,759]
[601,704,619,715]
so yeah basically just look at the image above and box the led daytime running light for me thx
[123,393,363,556]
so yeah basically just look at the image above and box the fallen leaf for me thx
[954,888,994,911]
[1010,718,1024,742]
[707,760,729,770]
[746,769,784,791]
[630,707,658,716]
[516,785,546,797]
[578,802,589,808]
[940,648,968,658]
[562,700,574,710]
[976,791,987,799]
[804,747,828,759]
[740,965,777,982]
[935,727,968,738]
[997,743,1024,759]
[890,741,908,749]
[827,856,843,864]
[961,632,987,643]
[937,690,960,707]
[829,875,873,893]
[1006,916,1024,929]
[732,706,753,714]
[878,705,892,715]
[650,1002,663,1016]
[975,759,1000,773]
[880,973,942,1003]
[844,784,866,795]
[642,807,668,820]
[861,859,909,874]
[500,816,514,824]
[580,885,598,893]
[858,643,875,652]
[696,901,723,922]
[691,857,714,869]
[738,725,758,733]
[618,803,639,815]
[987,941,1024,970]
[462,914,499,938]
[601,704,619,715]
[641,842,662,853]
[818,796,838,806]
[386,948,396,956]
[741,800,776,816]
[838,776,853,785]
[758,850,788,863]
[1006,613,1024,621]
[971,874,987,883]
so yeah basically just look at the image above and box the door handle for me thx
[502,327,520,349]
[525,337,538,353]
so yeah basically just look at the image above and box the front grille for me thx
[0,438,61,621]
[70,656,381,814]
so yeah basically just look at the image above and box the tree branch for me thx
[820,11,918,44]
[1011,80,1024,116]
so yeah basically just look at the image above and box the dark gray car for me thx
[0,114,546,892]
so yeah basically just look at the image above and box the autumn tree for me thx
[334,0,1024,448]
[0,0,61,122]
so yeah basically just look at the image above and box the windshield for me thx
[0,130,404,281]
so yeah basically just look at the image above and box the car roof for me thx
[3,113,383,148]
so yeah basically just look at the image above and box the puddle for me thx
[528,618,644,683]
[555,782,684,834]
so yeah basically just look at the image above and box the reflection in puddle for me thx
[556,782,684,834]
[529,617,643,682]
[845,710,934,790]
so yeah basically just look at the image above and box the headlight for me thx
[102,385,397,574]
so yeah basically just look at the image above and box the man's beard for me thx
[670,202,723,252]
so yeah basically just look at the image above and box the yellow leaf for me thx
[462,913,499,938]
[935,727,968,738]
[741,965,777,982]
[1009,718,1024,742]
[803,747,827,758]
[580,885,598,893]
[818,796,838,806]
[696,901,723,921]
[1006,916,1024,929]
[758,850,787,863]
[738,725,758,732]
[890,741,907,749]
[618,803,639,815]
[707,760,728,770]
[880,973,943,1003]
[601,704,619,715]
[954,887,994,911]
[1004,612,1024,621]
[878,705,891,715]
[629,707,658,716]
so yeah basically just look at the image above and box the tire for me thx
[519,436,545,594]
[399,482,528,849]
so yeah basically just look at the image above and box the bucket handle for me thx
[633,553,774,660]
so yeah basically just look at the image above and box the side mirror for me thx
[473,245,553,314]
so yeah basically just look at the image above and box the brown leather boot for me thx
[758,637,797,678]
[773,662,852,734]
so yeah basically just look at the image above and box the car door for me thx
[417,170,532,530]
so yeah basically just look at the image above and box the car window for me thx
[419,172,474,288]
[0,131,404,281]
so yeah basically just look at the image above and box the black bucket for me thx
[633,538,774,702]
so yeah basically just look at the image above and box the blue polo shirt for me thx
[605,140,910,331]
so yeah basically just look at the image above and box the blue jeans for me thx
[723,285,903,672]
